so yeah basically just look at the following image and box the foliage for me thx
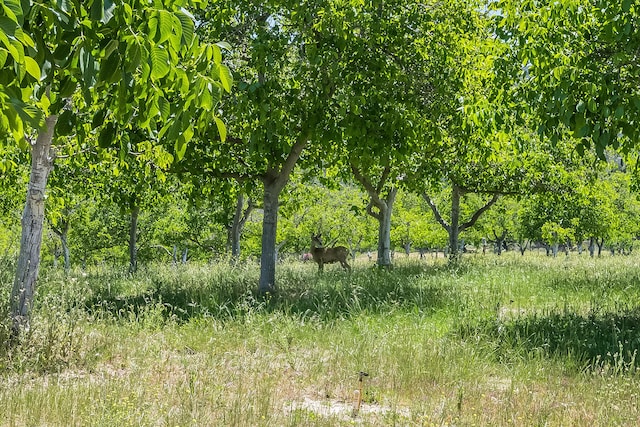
[0,0,230,151]
[494,0,640,156]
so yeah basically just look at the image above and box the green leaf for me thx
[8,97,42,127]
[14,27,34,47]
[218,64,233,93]
[214,116,226,142]
[56,109,76,136]
[158,96,170,121]
[99,51,120,83]
[79,48,97,86]
[125,42,141,72]
[23,56,40,80]
[90,0,104,21]
[92,108,107,129]
[212,45,221,64]
[102,0,115,24]
[169,15,182,51]
[59,76,77,98]
[215,41,232,51]
[56,0,72,14]
[156,10,173,44]
[3,0,22,22]
[175,135,187,160]
[573,113,588,138]
[150,46,169,79]
[175,10,195,46]
[0,16,18,37]
[98,122,116,148]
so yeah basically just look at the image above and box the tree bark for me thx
[376,187,397,267]
[350,164,397,268]
[596,237,604,257]
[11,115,58,337]
[449,185,461,261]
[551,232,559,258]
[257,135,308,294]
[258,178,281,294]
[129,201,140,273]
[229,192,254,259]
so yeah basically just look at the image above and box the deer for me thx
[310,234,351,271]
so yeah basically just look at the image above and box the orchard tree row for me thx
[2,151,639,268]
[1,0,638,335]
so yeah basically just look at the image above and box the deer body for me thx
[310,234,351,271]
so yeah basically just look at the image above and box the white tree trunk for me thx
[11,115,57,336]
[259,181,279,293]
[376,188,397,267]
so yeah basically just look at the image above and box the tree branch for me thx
[351,163,384,211]
[239,197,255,229]
[365,200,382,221]
[376,165,391,194]
[422,193,450,232]
[459,194,500,232]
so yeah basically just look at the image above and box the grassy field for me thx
[1,252,640,426]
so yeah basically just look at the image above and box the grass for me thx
[1,252,640,425]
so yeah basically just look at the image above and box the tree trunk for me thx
[129,202,140,273]
[259,180,280,294]
[448,185,461,262]
[60,224,70,273]
[230,193,244,258]
[424,186,499,265]
[229,192,254,260]
[596,238,604,257]
[11,115,58,336]
[518,239,527,255]
[256,136,307,294]
[494,230,507,256]
[376,188,397,267]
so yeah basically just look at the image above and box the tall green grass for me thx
[1,253,640,425]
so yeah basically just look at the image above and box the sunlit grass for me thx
[2,252,640,425]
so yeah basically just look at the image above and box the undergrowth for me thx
[1,254,640,425]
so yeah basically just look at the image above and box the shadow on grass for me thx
[456,307,640,371]
[79,263,457,323]
[545,268,640,293]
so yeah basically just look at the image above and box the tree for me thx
[3,1,230,336]
[423,183,499,260]
[319,0,479,267]
[195,0,351,292]
[493,1,640,157]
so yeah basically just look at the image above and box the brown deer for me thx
[310,234,351,271]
